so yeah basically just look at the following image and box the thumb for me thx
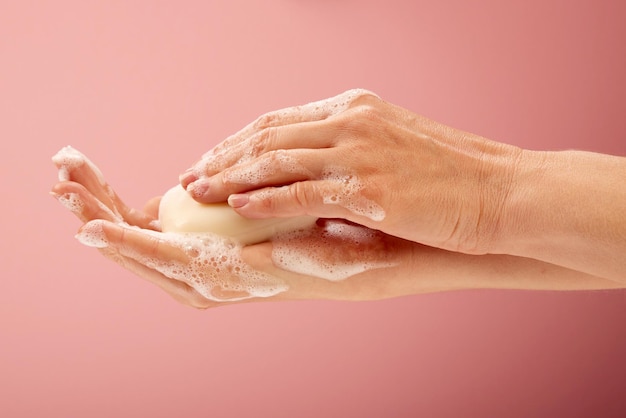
[227,181,352,221]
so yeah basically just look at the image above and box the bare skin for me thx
[180,89,626,284]
[52,148,624,310]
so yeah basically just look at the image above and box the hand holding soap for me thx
[159,185,317,245]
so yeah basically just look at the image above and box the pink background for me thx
[1,1,625,417]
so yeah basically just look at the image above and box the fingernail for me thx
[75,220,109,248]
[228,194,249,208]
[187,180,209,198]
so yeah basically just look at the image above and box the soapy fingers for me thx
[51,175,214,307]
[51,181,122,223]
[52,147,120,216]
[205,88,377,157]
[110,253,213,309]
[52,146,158,230]
[180,89,381,193]
[75,220,220,308]
[50,148,289,305]
[75,219,288,303]
[227,178,386,225]
[181,119,334,198]
[184,148,333,203]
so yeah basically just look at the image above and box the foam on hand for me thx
[193,89,379,174]
[159,185,317,245]
[321,166,386,222]
[75,219,288,302]
[271,220,397,281]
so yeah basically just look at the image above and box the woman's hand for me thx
[179,89,524,255]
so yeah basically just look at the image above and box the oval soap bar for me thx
[159,185,317,245]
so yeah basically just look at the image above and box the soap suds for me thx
[75,219,109,248]
[271,220,396,281]
[52,146,87,181]
[137,230,288,301]
[271,88,377,122]
[52,146,108,183]
[54,192,84,215]
[224,150,312,185]
[76,219,288,302]
[55,147,289,303]
[192,89,379,178]
[321,166,386,222]
[52,146,123,219]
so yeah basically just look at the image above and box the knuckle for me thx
[266,148,286,165]
[345,88,381,107]
[247,133,264,159]
[249,126,278,157]
[352,103,382,121]
[219,171,233,188]
[254,188,282,213]
[290,182,315,210]
[265,126,280,151]
[253,112,278,131]
[217,172,236,194]
[335,103,384,135]
[211,134,238,155]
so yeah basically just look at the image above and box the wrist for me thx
[491,148,551,255]
[494,149,626,281]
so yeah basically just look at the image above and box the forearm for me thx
[410,246,622,293]
[392,246,624,298]
[496,149,626,283]
[257,239,624,303]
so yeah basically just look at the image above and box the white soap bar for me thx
[159,185,317,245]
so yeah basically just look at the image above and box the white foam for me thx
[271,220,396,281]
[299,88,379,119]
[52,145,109,185]
[190,89,379,180]
[194,152,223,176]
[52,147,288,303]
[321,166,386,222]
[52,146,125,221]
[75,219,288,301]
[52,146,86,181]
[55,192,84,215]
[138,230,288,301]
[191,144,243,182]
[224,150,312,185]
[75,219,109,248]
